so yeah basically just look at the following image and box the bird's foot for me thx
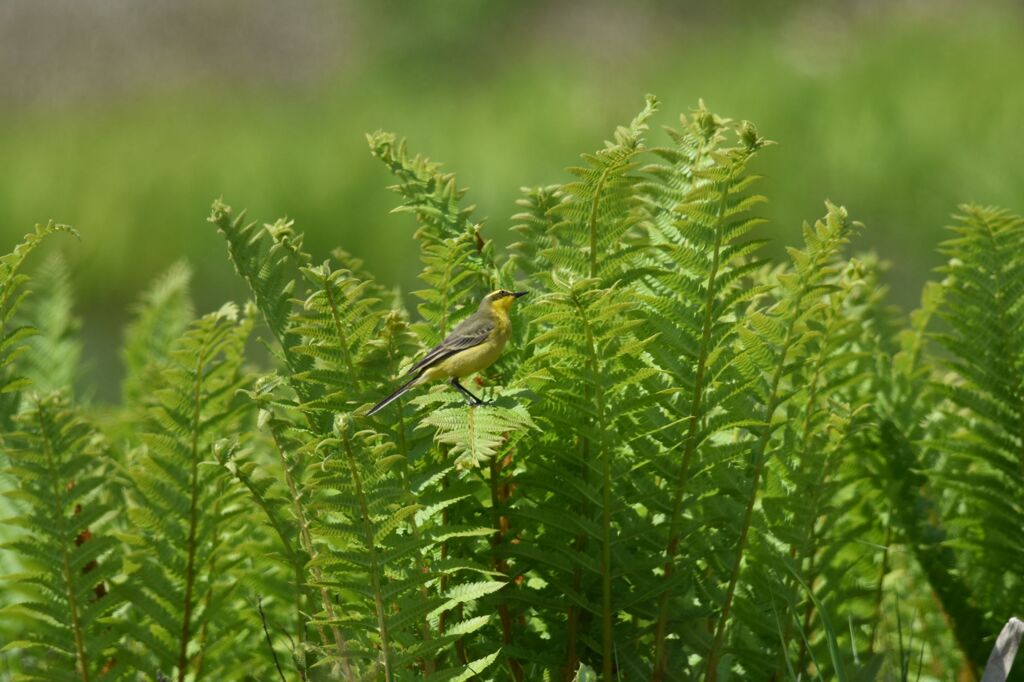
[451,378,490,406]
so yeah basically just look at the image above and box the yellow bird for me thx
[367,289,528,416]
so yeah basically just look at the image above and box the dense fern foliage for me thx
[1,98,1021,681]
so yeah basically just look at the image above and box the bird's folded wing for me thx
[408,317,495,375]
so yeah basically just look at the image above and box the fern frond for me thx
[121,261,193,405]
[704,202,856,680]
[0,223,78,426]
[547,94,659,283]
[289,260,389,414]
[120,303,259,680]
[637,106,772,677]
[309,416,432,679]
[2,393,123,681]
[367,131,476,242]
[18,253,83,398]
[762,257,891,677]
[212,200,504,676]
[488,98,663,679]
[508,184,563,278]
[873,421,991,674]
[512,281,658,677]
[209,201,319,407]
[235,373,355,678]
[368,131,497,341]
[900,205,1024,674]
[297,397,507,679]
[416,390,536,469]
[361,136,549,679]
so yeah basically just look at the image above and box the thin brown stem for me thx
[490,454,523,682]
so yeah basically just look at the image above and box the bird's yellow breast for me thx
[424,311,511,381]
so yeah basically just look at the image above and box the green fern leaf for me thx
[18,253,83,398]
[120,303,258,679]
[2,393,124,680]
[121,261,193,405]
[416,391,536,469]
[0,223,78,425]
[704,202,856,679]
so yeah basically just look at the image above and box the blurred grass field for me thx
[1,0,1022,398]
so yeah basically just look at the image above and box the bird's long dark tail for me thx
[367,373,424,416]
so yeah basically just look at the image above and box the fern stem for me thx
[340,423,393,682]
[588,167,611,279]
[791,503,824,675]
[773,305,837,677]
[193,481,228,681]
[36,403,91,682]
[565,499,586,678]
[403,457,435,616]
[176,340,210,682]
[322,277,357,378]
[564,165,609,678]
[489,455,524,682]
[382,326,437,675]
[600,403,613,682]
[294,562,309,678]
[652,177,729,679]
[439,257,454,337]
[704,297,802,682]
[573,289,615,680]
[269,428,352,678]
[868,524,893,653]
[258,595,288,682]
[565,395,591,676]
[563,162,611,677]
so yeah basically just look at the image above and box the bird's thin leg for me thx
[450,378,487,406]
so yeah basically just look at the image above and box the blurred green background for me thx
[2,0,1022,400]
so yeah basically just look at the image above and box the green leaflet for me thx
[417,391,537,470]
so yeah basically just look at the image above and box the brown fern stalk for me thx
[69,486,116,676]
[490,447,524,681]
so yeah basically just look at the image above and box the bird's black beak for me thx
[512,291,529,298]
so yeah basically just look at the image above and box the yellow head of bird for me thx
[481,289,528,314]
